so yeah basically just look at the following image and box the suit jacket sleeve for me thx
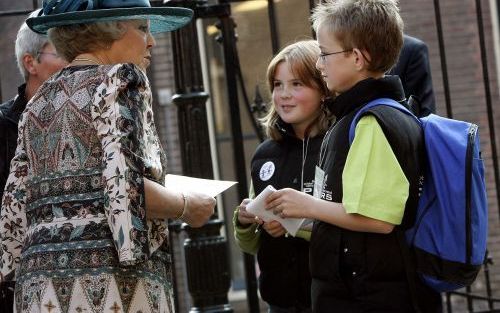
[404,39,436,117]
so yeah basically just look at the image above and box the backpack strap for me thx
[348,98,424,312]
[348,97,421,144]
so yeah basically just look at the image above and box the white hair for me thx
[15,11,50,80]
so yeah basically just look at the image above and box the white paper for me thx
[165,174,237,197]
[246,185,305,236]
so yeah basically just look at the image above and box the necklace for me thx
[72,57,102,65]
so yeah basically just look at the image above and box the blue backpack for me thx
[349,98,488,292]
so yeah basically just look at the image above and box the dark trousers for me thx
[0,281,14,313]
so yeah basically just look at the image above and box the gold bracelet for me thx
[174,192,188,220]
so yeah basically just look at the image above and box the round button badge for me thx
[259,161,275,181]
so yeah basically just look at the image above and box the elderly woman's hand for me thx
[181,191,216,227]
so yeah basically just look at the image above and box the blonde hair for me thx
[48,21,126,61]
[261,40,333,141]
[311,0,404,73]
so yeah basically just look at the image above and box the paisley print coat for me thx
[0,64,173,313]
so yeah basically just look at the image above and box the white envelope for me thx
[165,174,237,197]
[246,185,305,236]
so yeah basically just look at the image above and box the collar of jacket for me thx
[329,75,406,119]
[3,84,28,125]
[275,117,325,143]
[276,117,295,139]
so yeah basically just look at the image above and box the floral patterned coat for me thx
[0,64,174,313]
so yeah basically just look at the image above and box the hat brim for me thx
[26,7,193,34]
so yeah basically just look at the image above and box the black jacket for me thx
[251,126,323,309]
[0,84,26,313]
[311,76,441,313]
[0,84,27,203]
[389,35,436,117]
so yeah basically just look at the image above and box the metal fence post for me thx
[164,0,233,312]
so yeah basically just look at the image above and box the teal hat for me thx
[26,0,193,34]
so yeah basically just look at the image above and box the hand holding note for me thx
[246,185,305,236]
[164,174,237,227]
[179,191,216,227]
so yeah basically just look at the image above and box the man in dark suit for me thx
[390,34,435,117]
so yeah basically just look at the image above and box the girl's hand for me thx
[237,198,263,226]
[262,220,286,237]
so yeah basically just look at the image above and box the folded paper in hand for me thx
[246,185,305,236]
[165,174,237,197]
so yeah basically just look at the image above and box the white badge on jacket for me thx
[259,161,275,181]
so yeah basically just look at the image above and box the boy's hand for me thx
[265,188,314,219]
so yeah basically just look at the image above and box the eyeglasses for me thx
[319,49,352,62]
[36,51,61,59]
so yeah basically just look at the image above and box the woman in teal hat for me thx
[0,1,215,312]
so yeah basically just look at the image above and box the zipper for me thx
[301,137,310,192]
[465,124,478,264]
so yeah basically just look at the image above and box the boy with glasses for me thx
[265,0,442,311]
